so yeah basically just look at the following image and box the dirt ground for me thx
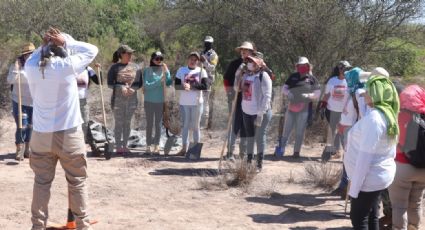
[0,114,353,230]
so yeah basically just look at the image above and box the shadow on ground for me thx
[149,167,219,177]
[246,192,350,226]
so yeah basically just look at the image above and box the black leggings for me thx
[350,190,383,230]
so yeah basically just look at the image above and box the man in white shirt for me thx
[25,27,98,230]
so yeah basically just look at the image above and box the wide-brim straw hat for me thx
[235,41,254,53]
[20,42,35,55]
[246,55,264,67]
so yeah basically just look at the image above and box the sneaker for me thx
[153,145,160,155]
[145,145,152,155]
[176,148,186,156]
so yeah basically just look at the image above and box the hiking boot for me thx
[24,142,31,158]
[153,145,160,155]
[225,152,235,162]
[331,150,342,160]
[145,145,152,155]
[176,146,187,156]
[293,152,300,158]
[247,154,253,164]
[256,152,263,172]
[15,143,25,161]
[379,214,392,229]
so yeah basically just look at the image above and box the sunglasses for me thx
[154,57,163,61]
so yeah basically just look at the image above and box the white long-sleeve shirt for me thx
[7,64,33,106]
[25,37,98,132]
[344,109,396,198]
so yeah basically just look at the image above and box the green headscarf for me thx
[366,75,400,137]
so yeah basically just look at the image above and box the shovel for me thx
[96,65,113,160]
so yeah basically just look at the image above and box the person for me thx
[107,44,143,154]
[7,42,35,160]
[175,52,209,156]
[280,57,320,158]
[200,35,218,128]
[143,51,172,155]
[24,27,98,230]
[344,67,399,230]
[389,84,425,230]
[223,41,255,160]
[235,54,272,171]
[76,65,99,147]
[319,61,351,158]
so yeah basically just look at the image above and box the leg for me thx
[255,110,272,169]
[192,104,203,144]
[227,93,243,158]
[79,98,89,143]
[24,105,34,143]
[293,111,309,155]
[389,162,413,230]
[57,128,91,229]
[122,103,136,148]
[407,181,425,229]
[201,91,210,127]
[350,190,382,230]
[12,100,24,144]
[153,102,163,146]
[181,105,191,149]
[30,131,58,230]
[279,110,296,152]
[226,88,235,114]
[242,112,256,163]
[113,106,125,149]
[144,102,154,146]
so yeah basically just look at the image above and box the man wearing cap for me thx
[25,28,98,230]
[280,56,320,158]
[223,41,255,160]
[7,42,35,160]
[200,35,218,128]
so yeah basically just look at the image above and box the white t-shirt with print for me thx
[176,66,207,106]
[325,77,349,112]
[241,73,259,115]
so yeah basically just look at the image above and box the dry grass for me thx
[197,160,258,191]
[287,170,296,184]
[303,162,342,191]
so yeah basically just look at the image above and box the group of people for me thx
[6,27,425,230]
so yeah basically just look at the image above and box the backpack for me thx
[399,112,425,168]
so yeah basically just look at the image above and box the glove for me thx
[255,114,263,127]
[287,91,294,100]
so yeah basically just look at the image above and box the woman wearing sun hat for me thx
[143,51,172,155]
[235,54,272,171]
[344,67,399,229]
[7,42,35,160]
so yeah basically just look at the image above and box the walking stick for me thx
[16,61,25,161]
[218,77,240,171]
[96,65,112,160]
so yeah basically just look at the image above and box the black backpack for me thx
[399,112,425,168]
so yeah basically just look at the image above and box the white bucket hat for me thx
[359,67,389,82]
[235,41,254,52]
[296,56,309,65]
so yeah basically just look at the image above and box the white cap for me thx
[296,56,309,65]
[204,36,214,43]
[359,71,371,82]
[359,67,389,82]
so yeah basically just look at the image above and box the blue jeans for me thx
[12,100,33,144]
[242,110,272,155]
[181,104,203,147]
[279,110,309,154]
[338,126,352,189]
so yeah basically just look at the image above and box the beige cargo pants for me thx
[30,127,91,230]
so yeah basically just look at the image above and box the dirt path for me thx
[0,115,351,230]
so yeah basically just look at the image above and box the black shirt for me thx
[285,72,320,103]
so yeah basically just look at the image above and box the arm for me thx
[348,151,373,198]
[174,68,184,90]
[190,69,209,90]
[131,68,143,90]
[87,66,99,85]
[143,68,162,90]
[258,72,273,115]
[6,63,19,84]
[202,52,218,73]
[57,38,98,78]
[165,70,172,86]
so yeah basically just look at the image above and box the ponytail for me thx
[112,51,119,63]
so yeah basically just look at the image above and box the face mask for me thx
[297,65,310,75]
[247,62,256,71]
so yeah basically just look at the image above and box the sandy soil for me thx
[0,114,352,230]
